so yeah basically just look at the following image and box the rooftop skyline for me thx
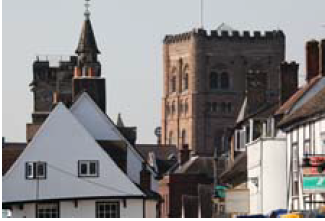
[3,0,325,143]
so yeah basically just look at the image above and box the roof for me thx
[279,87,325,128]
[136,144,178,161]
[136,144,179,176]
[276,75,322,116]
[2,143,26,175]
[219,152,247,186]
[175,156,215,179]
[75,18,100,54]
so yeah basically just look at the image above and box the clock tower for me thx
[27,0,106,141]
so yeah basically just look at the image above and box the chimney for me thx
[140,163,151,191]
[320,39,325,77]
[306,40,320,82]
[180,144,191,165]
[246,70,267,113]
[280,62,299,104]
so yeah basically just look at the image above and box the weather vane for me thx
[84,0,91,19]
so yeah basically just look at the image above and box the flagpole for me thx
[200,0,204,29]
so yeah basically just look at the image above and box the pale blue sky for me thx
[3,0,325,143]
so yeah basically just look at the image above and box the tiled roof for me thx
[276,76,322,115]
[279,87,325,128]
[176,157,214,179]
[2,143,26,175]
[135,144,178,161]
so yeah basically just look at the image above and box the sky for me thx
[3,0,325,144]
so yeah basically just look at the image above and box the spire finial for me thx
[84,0,91,19]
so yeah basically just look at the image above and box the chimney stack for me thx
[140,163,151,191]
[246,70,267,113]
[280,62,299,104]
[306,40,319,82]
[320,39,325,77]
[180,144,191,165]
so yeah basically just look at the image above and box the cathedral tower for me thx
[161,27,285,156]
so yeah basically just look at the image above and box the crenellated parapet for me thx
[164,28,285,44]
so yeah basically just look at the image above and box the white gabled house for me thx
[2,98,160,218]
[70,93,159,192]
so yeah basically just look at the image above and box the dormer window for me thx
[78,160,99,177]
[25,162,47,180]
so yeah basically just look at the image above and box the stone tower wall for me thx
[162,29,285,156]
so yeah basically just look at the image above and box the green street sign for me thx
[303,176,325,191]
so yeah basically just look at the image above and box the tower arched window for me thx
[183,73,189,91]
[210,72,219,89]
[170,76,176,93]
[181,129,187,145]
[169,131,174,145]
[220,72,229,89]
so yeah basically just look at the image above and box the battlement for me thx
[33,55,77,68]
[164,28,285,44]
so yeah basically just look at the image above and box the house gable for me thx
[70,93,158,185]
[3,103,143,204]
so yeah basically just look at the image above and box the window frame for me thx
[78,160,99,178]
[25,161,47,180]
[220,72,230,90]
[36,202,60,218]
[210,72,219,89]
[96,201,120,218]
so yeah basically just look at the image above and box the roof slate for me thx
[279,87,325,128]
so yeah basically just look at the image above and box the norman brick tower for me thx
[27,1,106,141]
[161,26,285,156]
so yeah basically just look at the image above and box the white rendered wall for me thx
[247,138,287,214]
[10,199,155,218]
[262,138,287,213]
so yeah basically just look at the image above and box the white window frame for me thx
[25,161,46,180]
[78,160,99,177]
[96,201,120,218]
[36,203,59,218]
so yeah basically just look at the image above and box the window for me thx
[220,72,229,89]
[78,161,99,177]
[170,76,176,93]
[25,162,46,180]
[96,202,120,218]
[36,203,59,218]
[183,73,189,91]
[210,72,219,89]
